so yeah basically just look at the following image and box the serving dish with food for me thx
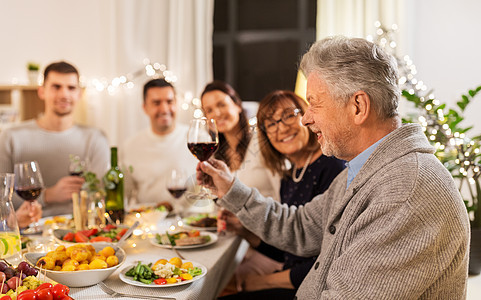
[150,230,217,249]
[53,224,129,244]
[24,242,126,287]
[119,257,207,288]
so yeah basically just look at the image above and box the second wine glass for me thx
[14,161,44,233]
[166,169,188,228]
[187,118,219,199]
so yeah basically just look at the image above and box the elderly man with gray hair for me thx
[198,36,470,299]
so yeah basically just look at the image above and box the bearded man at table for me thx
[120,78,197,206]
[0,61,110,217]
[197,36,470,299]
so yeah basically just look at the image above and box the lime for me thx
[0,238,9,255]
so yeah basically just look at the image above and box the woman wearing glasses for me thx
[218,90,345,300]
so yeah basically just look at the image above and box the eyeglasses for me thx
[263,108,301,133]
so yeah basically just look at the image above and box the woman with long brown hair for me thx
[200,81,280,201]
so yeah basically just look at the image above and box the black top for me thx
[255,154,346,289]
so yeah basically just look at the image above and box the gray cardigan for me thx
[219,124,470,299]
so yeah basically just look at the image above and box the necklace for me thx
[292,152,314,183]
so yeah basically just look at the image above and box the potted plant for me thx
[402,86,481,274]
[26,62,40,85]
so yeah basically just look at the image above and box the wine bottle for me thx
[103,147,125,224]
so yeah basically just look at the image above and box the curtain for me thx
[295,0,409,99]
[86,0,214,146]
[0,0,214,147]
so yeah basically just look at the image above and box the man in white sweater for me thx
[120,79,197,207]
[0,61,110,217]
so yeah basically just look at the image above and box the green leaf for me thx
[456,101,467,110]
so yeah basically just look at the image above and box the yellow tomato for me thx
[180,273,193,280]
[166,278,178,284]
[169,257,182,268]
[181,262,193,270]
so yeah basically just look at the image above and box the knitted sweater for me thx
[219,123,470,299]
[0,120,110,216]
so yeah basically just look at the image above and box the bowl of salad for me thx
[53,225,130,244]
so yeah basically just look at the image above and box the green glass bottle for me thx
[103,147,124,224]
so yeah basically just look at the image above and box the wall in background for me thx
[0,0,480,142]
[410,0,481,135]
[0,0,213,147]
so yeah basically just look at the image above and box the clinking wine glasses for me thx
[14,161,44,233]
[187,118,219,199]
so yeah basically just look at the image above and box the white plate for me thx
[119,261,207,288]
[182,223,217,232]
[149,231,218,249]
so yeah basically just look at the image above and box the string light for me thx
[77,59,199,112]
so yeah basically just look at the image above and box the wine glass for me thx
[166,169,188,228]
[14,161,44,233]
[68,155,87,176]
[187,118,219,199]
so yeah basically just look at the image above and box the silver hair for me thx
[300,36,400,119]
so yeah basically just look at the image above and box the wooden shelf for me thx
[0,85,86,127]
[0,85,43,122]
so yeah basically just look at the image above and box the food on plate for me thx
[128,201,173,214]
[35,244,120,271]
[184,214,217,228]
[124,257,203,285]
[61,225,128,243]
[44,215,71,226]
[155,230,210,246]
[0,260,72,299]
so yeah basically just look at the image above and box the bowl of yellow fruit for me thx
[24,242,125,287]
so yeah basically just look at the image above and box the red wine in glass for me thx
[14,161,44,233]
[15,187,42,202]
[187,118,219,200]
[168,187,187,199]
[187,142,219,162]
[69,155,86,176]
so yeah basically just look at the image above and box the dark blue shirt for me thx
[256,154,345,289]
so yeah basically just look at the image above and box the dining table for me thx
[29,217,249,300]
[24,216,481,299]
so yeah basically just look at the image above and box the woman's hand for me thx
[196,158,235,198]
[16,201,42,228]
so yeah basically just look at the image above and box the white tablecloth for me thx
[66,225,248,300]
